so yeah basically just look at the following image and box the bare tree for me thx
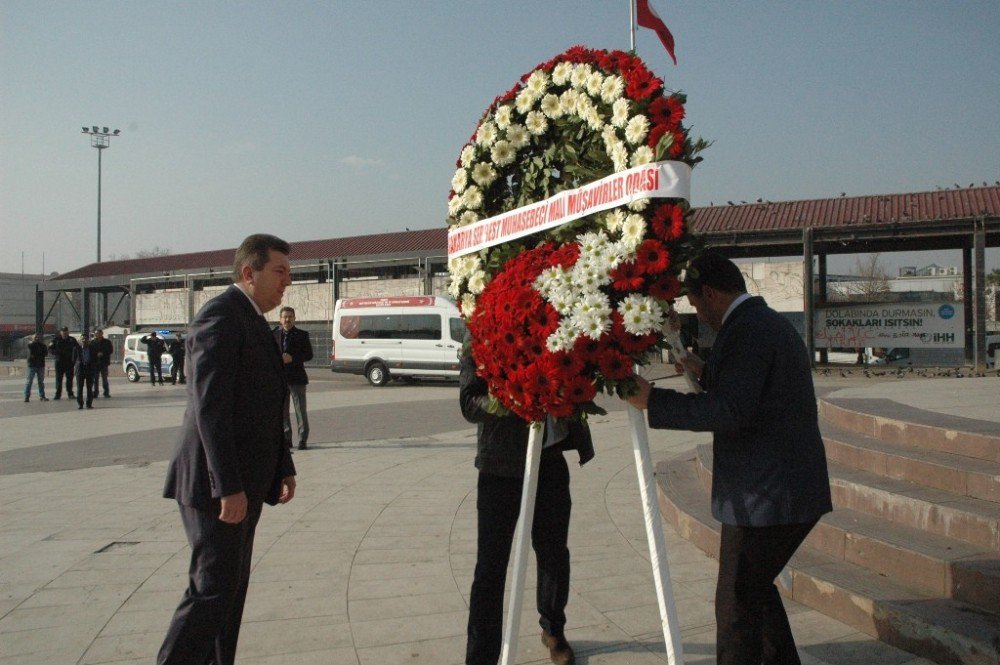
[134,246,172,259]
[842,253,891,302]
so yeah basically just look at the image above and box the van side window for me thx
[355,314,442,340]
[449,318,466,343]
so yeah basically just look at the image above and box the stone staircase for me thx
[655,394,1000,664]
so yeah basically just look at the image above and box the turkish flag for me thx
[636,0,677,64]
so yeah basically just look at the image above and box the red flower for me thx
[527,304,559,339]
[611,260,645,291]
[599,350,634,380]
[611,311,658,354]
[669,129,686,158]
[548,242,580,268]
[549,350,584,379]
[651,203,685,241]
[636,239,670,275]
[564,375,597,403]
[574,336,608,365]
[648,274,682,301]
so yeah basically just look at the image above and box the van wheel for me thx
[126,364,140,382]
[366,361,389,387]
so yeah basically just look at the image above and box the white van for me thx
[330,296,465,386]
[122,331,178,382]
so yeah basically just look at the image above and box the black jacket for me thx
[459,354,594,478]
[167,338,186,361]
[90,338,114,368]
[73,341,96,371]
[27,341,48,368]
[141,335,167,359]
[273,326,313,386]
[49,335,79,365]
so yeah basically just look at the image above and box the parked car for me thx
[122,331,178,382]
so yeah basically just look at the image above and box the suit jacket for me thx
[459,354,595,478]
[141,335,166,359]
[90,338,114,368]
[72,342,96,373]
[273,326,313,385]
[49,335,79,365]
[647,296,832,527]
[163,285,296,508]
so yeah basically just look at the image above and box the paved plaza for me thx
[3,365,986,664]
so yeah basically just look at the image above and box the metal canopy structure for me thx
[35,185,1000,368]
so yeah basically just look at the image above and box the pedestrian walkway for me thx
[2,374,983,663]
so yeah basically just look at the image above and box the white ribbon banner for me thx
[447,160,692,259]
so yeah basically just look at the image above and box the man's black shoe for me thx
[53,396,61,400]
[541,631,575,665]
[297,443,308,450]
[86,404,93,409]
[24,397,29,402]
[78,405,83,410]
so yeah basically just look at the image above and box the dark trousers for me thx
[55,360,74,398]
[97,364,110,396]
[149,356,164,383]
[158,501,263,665]
[170,358,186,384]
[715,520,818,665]
[75,367,95,407]
[466,451,571,665]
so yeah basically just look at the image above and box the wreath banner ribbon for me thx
[447,159,691,259]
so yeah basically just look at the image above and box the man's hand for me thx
[625,375,652,410]
[282,352,293,364]
[675,353,705,380]
[219,491,248,524]
[278,476,296,504]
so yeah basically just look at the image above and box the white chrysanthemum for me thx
[572,309,612,340]
[462,254,482,272]
[610,141,629,172]
[460,293,476,318]
[491,140,516,166]
[601,75,625,103]
[577,231,607,255]
[448,194,463,216]
[476,121,498,146]
[506,124,529,149]
[459,211,480,226]
[540,93,563,119]
[551,61,573,86]
[534,266,567,296]
[472,162,498,187]
[467,270,487,295]
[548,286,576,316]
[494,105,513,129]
[604,209,625,233]
[451,168,468,193]
[625,115,650,145]
[621,214,646,246]
[515,89,537,115]
[448,256,462,273]
[545,322,578,353]
[462,185,483,210]
[559,89,580,116]
[618,295,665,335]
[460,145,477,167]
[525,111,548,136]
[630,145,654,167]
[582,104,604,131]
[526,69,549,96]
[570,63,592,88]
[628,197,650,211]
[571,266,602,293]
[448,277,462,299]
[585,71,604,97]
[611,99,630,128]
[601,125,619,149]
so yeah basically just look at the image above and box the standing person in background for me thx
[141,331,167,385]
[158,234,296,665]
[167,334,187,385]
[24,332,49,402]
[49,326,78,400]
[73,332,97,409]
[91,328,114,398]
[273,306,312,450]
[624,251,832,665]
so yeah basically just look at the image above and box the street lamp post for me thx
[81,126,121,263]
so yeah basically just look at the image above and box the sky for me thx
[2,0,998,277]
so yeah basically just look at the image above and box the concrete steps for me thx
[655,395,1000,664]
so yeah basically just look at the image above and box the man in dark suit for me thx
[158,234,297,665]
[91,328,114,398]
[167,334,186,385]
[141,331,167,385]
[274,306,313,450]
[72,331,97,409]
[48,326,78,399]
[460,353,595,665]
[626,252,832,665]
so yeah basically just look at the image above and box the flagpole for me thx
[629,0,637,52]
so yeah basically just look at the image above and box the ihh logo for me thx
[938,304,955,319]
